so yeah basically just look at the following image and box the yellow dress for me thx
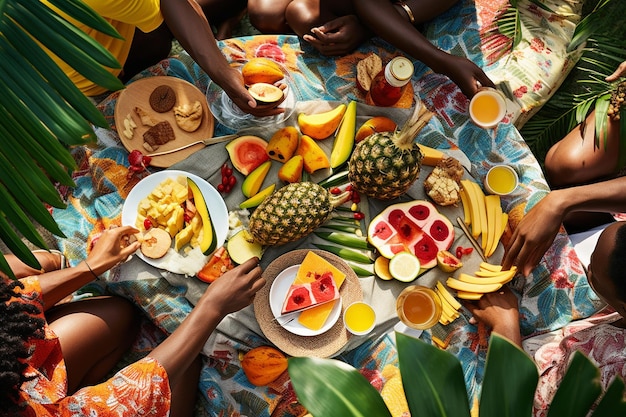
[41,0,163,96]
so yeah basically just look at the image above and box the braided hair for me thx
[0,277,45,414]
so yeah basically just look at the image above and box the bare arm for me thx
[353,0,493,97]
[148,257,265,387]
[161,0,282,116]
[37,226,140,309]
[503,176,626,275]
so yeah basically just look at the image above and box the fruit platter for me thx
[255,249,362,358]
[121,170,228,275]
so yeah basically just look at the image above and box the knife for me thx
[272,298,339,326]
[146,133,241,157]
[456,217,487,262]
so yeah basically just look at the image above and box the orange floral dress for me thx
[17,276,171,416]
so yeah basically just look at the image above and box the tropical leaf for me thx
[480,335,538,417]
[590,377,626,416]
[0,0,123,277]
[569,0,614,51]
[288,357,392,417]
[397,333,471,417]
[546,352,602,417]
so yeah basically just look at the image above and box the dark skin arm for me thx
[502,176,626,276]
[353,0,493,97]
[161,0,283,117]
[148,257,265,387]
[464,286,522,347]
[37,226,141,310]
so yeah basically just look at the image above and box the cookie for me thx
[143,120,175,148]
[173,101,203,132]
[149,85,177,113]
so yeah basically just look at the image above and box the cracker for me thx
[173,101,203,132]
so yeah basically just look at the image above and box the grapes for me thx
[219,162,236,194]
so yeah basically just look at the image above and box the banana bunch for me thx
[435,281,462,325]
[446,262,517,300]
[459,179,508,258]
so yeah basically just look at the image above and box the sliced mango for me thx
[297,104,346,140]
[241,160,272,198]
[330,100,356,168]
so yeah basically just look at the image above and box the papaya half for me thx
[225,135,270,175]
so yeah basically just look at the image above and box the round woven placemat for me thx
[254,249,362,358]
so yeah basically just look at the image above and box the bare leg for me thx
[544,110,621,188]
[121,22,173,83]
[248,0,294,33]
[47,296,140,394]
[196,0,248,40]
[544,110,622,232]
[169,356,202,417]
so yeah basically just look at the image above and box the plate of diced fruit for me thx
[121,170,228,274]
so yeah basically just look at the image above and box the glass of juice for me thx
[344,301,376,336]
[484,164,519,196]
[395,286,441,330]
[469,88,506,129]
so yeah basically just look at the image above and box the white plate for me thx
[269,264,342,337]
[121,170,228,273]
[205,75,297,130]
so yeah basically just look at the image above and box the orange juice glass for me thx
[396,286,441,330]
[469,88,506,128]
[344,302,376,335]
[484,165,519,196]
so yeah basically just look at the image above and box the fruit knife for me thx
[145,133,242,157]
[456,217,487,262]
[272,298,339,326]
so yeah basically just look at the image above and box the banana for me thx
[446,277,502,293]
[479,262,502,272]
[436,281,462,310]
[474,266,517,278]
[456,291,483,300]
[457,270,515,285]
[459,186,471,226]
[461,180,481,238]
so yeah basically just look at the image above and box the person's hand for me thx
[302,15,369,56]
[606,60,626,82]
[464,286,522,346]
[442,54,495,98]
[86,226,141,276]
[501,192,565,276]
[218,67,285,118]
[198,257,265,317]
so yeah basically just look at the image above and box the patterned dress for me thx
[17,276,171,416]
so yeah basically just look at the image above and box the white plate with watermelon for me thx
[269,264,342,337]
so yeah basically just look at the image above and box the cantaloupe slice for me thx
[295,252,346,330]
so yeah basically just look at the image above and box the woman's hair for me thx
[608,223,626,304]
[0,277,45,413]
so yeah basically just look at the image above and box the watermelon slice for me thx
[367,200,454,269]
[281,276,339,314]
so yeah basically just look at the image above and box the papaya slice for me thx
[225,135,270,175]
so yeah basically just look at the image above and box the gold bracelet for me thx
[396,1,415,25]
[83,260,99,279]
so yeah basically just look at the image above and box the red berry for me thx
[330,187,342,195]
[225,167,233,177]
[456,246,464,259]
[463,247,474,255]
[221,163,228,175]
[353,212,365,220]
[217,183,225,192]
[142,155,152,166]
[222,176,229,185]
[228,176,236,186]
[143,218,153,230]
[128,150,144,166]
[224,184,232,193]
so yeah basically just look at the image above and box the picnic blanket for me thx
[50,0,602,414]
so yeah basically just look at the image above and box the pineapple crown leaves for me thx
[396,102,433,148]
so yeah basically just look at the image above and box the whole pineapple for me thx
[349,102,433,200]
[249,182,350,246]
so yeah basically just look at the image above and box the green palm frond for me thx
[0,0,123,278]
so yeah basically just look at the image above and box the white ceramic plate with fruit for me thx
[121,170,228,273]
[269,264,342,337]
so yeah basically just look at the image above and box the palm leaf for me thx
[569,0,613,51]
[0,0,123,278]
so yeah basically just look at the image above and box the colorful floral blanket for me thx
[50,0,602,415]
